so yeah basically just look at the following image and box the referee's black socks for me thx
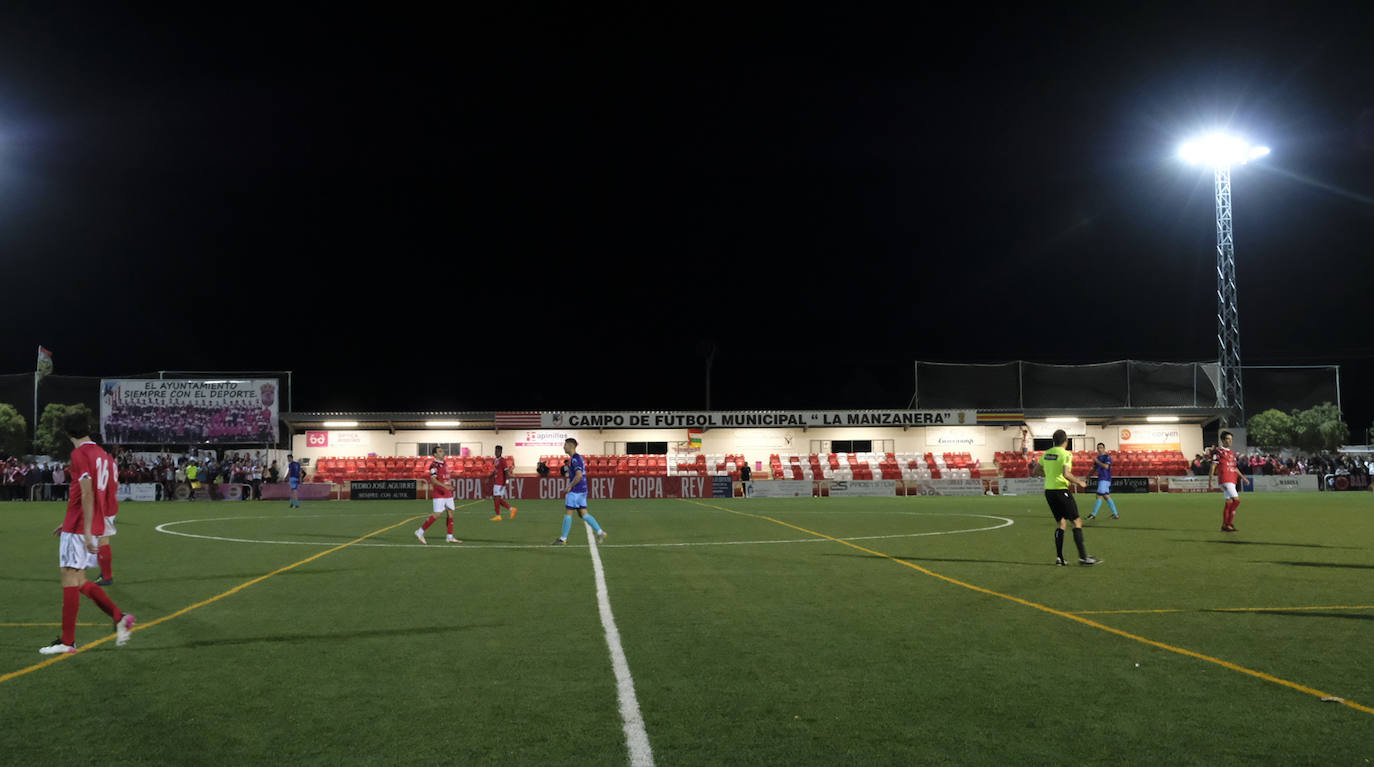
[1054,528,1065,559]
[1072,528,1088,559]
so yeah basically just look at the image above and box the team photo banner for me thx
[100,379,280,444]
[542,410,978,429]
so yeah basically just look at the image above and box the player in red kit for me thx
[415,446,461,544]
[1209,431,1252,532]
[488,445,517,521]
[92,446,120,585]
[40,412,135,654]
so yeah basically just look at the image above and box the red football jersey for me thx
[492,458,508,486]
[429,459,453,499]
[1215,446,1238,484]
[99,450,119,521]
[65,441,115,534]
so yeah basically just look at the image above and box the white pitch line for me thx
[585,521,654,767]
[153,514,1014,550]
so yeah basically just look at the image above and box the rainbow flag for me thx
[977,410,1025,425]
[687,428,703,448]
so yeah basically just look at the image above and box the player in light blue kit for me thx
[287,453,303,508]
[552,438,606,545]
[1085,442,1118,520]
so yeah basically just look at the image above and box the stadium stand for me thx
[993,449,1191,478]
[764,453,984,481]
[667,454,748,479]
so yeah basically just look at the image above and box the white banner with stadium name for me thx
[543,410,978,429]
[115,482,159,502]
[100,378,280,444]
[744,480,814,498]
[827,480,896,497]
[1249,475,1319,492]
[906,478,987,496]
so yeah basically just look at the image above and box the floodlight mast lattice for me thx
[1179,134,1269,428]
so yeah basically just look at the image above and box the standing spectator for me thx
[26,462,43,501]
[185,460,200,497]
[52,463,68,501]
[42,463,55,501]
[250,458,263,500]
[268,460,280,484]
[1019,425,1033,457]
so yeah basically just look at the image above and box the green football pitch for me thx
[2,493,1371,765]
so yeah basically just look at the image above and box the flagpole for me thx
[33,371,39,453]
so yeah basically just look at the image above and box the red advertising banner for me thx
[445,475,713,500]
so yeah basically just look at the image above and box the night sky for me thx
[2,6,1372,427]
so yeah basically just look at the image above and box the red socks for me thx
[421,515,436,531]
[446,517,454,536]
[62,587,80,646]
[79,581,122,622]
[98,544,113,581]
[1222,498,1240,526]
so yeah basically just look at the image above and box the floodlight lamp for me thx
[1146,416,1180,423]
[322,421,358,428]
[1045,417,1079,423]
[1178,133,1269,168]
[425,420,462,427]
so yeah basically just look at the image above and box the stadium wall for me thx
[292,422,1205,470]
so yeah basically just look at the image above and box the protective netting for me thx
[913,362,1020,408]
[1242,367,1340,415]
[914,360,1232,410]
[1021,363,1127,408]
[1129,361,1217,407]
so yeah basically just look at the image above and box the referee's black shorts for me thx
[1044,489,1079,522]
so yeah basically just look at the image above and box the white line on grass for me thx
[153,513,1014,550]
[585,521,655,767]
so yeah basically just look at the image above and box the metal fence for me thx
[913,360,1339,415]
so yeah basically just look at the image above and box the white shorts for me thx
[1221,482,1239,499]
[432,497,455,515]
[59,532,98,570]
[492,484,506,497]
[100,515,117,537]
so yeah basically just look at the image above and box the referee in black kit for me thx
[1032,429,1101,566]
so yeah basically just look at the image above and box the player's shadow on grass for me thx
[1088,525,1171,531]
[829,554,1046,567]
[1174,539,1358,549]
[1205,609,1374,621]
[1267,561,1374,570]
[125,568,356,584]
[133,623,504,651]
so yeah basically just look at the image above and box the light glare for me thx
[322,421,359,427]
[1178,133,1269,167]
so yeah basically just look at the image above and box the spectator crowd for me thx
[2,449,288,501]
[1190,448,1374,478]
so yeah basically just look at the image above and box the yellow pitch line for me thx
[0,506,473,686]
[1073,605,1374,616]
[687,500,1374,717]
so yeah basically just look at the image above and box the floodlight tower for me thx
[1179,134,1270,427]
